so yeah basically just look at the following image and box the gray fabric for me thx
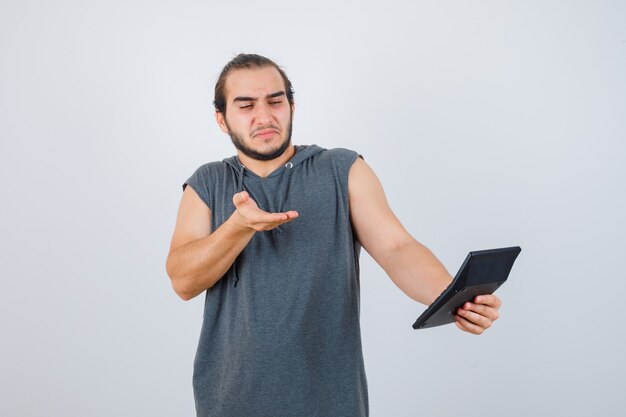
[182,144,368,417]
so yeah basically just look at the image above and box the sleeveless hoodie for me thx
[182,144,368,417]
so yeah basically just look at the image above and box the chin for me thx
[247,139,291,161]
[229,125,292,161]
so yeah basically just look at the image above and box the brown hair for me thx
[213,53,295,114]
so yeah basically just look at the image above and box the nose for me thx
[253,102,274,125]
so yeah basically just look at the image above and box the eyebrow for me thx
[233,91,286,103]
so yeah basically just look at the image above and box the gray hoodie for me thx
[183,144,368,417]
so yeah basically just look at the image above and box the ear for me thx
[290,102,295,119]
[215,111,229,134]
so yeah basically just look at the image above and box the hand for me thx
[231,191,299,232]
[455,294,502,335]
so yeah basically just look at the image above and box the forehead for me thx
[224,66,285,102]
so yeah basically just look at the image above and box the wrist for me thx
[226,210,256,235]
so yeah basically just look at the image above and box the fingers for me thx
[454,314,486,335]
[459,301,499,322]
[264,211,298,224]
[231,191,299,231]
[233,192,298,218]
[249,212,298,231]
[252,209,299,223]
[456,307,494,331]
[474,294,502,309]
[455,294,502,335]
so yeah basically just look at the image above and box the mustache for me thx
[252,125,280,135]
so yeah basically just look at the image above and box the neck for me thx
[237,145,296,177]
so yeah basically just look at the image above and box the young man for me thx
[166,54,501,417]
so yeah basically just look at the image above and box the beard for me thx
[226,115,293,161]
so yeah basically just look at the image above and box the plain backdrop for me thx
[1,1,624,416]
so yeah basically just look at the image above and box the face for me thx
[216,66,294,161]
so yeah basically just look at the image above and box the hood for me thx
[222,144,324,203]
[222,145,325,287]
[222,144,324,175]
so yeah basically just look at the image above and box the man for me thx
[166,53,501,417]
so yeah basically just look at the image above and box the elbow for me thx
[174,284,195,301]
[166,256,196,301]
[170,275,198,301]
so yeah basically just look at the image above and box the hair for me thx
[213,53,295,114]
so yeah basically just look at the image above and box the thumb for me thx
[233,191,249,207]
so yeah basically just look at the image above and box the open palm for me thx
[232,191,299,231]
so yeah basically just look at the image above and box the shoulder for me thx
[306,147,364,188]
[187,160,234,181]
[316,147,363,167]
[191,160,230,176]
[182,160,231,192]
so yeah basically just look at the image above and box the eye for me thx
[239,104,252,109]
[269,101,282,105]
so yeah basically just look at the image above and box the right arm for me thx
[165,187,298,300]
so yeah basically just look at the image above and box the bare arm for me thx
[348,157,452,305]
[165,186,298,300]
[348,158,501,334]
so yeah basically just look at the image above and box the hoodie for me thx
[182,144,369,417]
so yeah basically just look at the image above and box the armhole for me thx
[343,149,364,179]
[344,152,364,253]
[182,168,212,211]
[331,147,364,211]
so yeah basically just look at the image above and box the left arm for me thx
[348,157,501,334]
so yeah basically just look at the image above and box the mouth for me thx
[254,129,278,139]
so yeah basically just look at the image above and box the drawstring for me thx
[237,163,245,192]
[233,163,245,287]
[232,161,293,285]
[275,162,294,233]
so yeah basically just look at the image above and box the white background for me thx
[1,1,624,416]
